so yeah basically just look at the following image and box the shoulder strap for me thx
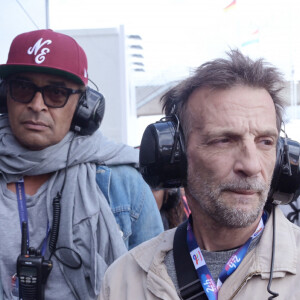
[173,220,208,300]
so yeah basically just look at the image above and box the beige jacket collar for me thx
[132,207,298,299]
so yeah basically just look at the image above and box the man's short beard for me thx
[188,171,270,228]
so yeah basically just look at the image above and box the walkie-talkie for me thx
[17,221,53,300]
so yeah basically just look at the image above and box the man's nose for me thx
[27,91,47,111]
[233,141,262,177]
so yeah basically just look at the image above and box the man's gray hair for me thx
[161,49,286,141]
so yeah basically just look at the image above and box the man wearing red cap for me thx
[0,29,163,300]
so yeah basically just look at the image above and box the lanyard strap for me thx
[16,179,29,250]
[186,213,266,300]
[181,195,191,218]
[15,179,50,256]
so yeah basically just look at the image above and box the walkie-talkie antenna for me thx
[21,221,28,255]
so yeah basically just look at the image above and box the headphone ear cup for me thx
[0,80,8,114]
[139,117,187,189]
[71,86,105,135]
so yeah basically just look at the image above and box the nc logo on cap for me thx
[27,38,52,64]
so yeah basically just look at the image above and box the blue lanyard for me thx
[15,179,50,256]
[186,213,267,300]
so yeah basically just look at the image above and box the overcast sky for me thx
[2,0,300,85]
[49,0,300,85]
[49,0,224,84]
[51,0,300,137]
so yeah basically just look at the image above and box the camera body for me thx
[269,137,300,204]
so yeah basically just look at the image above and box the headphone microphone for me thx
[139,115,300,206]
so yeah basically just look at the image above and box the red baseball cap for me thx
[0,29,88,85]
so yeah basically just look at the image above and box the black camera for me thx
[17,222,52,300]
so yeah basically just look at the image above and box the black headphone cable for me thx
[48,133,82,269]
[267,204,279,299]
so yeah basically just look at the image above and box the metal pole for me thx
[45,0,49,29]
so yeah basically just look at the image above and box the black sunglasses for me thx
[7,79,83,108]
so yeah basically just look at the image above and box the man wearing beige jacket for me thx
[99,50,300,300]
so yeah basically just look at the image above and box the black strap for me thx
[173,220,208,300]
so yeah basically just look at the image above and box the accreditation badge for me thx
[11,273,19,299]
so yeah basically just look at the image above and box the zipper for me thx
[228,271,260,300]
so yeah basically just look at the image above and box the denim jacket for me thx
[96,164,164,250]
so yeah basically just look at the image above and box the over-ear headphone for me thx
[0,80,105,136]
[139,115,187,188]
[139,115,300,205]
[70,86,105,135]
